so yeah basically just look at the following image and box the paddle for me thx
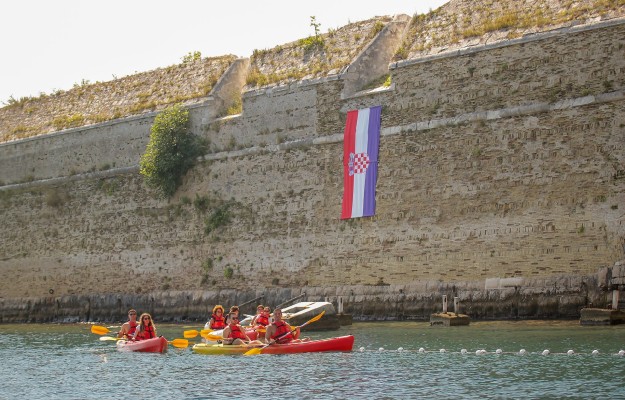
[243,311,325,356]
[91,325,111,335]
[99,336,123,342]
[169,338,190,348]
[201,333,224,341]
[183,329,213,339]
[98,334,189,348]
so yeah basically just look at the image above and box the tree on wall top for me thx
[139,104,204,198]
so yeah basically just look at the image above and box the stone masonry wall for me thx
[0,19,624,322]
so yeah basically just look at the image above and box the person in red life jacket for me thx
[252,305,271,342]
[265,308,301,344]
[250,304,264,326]
[222,314,262,345]
[264,306,273,325]
[133,313,157,341]
[117,309,138,339]
[208,305,226,330]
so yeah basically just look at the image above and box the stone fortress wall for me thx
[0,7,624,322]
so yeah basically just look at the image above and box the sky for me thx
[0,0,449,104]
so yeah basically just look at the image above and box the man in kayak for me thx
[117,309,138,339]
[265,308,300,344]
[222,314,262,346]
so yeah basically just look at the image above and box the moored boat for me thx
[191,335,354,355]
[282,302,340,331]
[116,336,168,353]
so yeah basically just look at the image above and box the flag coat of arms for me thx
[341,105,381,219]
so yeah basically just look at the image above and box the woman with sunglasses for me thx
[133,313,157,341]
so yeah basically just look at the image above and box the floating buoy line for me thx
[359,347,625,356]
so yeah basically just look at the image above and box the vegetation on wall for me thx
[0,55,235,143]
[139,104,206,197]
[396,0,625,60]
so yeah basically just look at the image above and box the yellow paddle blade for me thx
[91,325,110,335]
[183,330,199,339]
[99,336,120,342]
[243,347,264,356]
[201,333,223,341]
[184,328,213,338]
[169,338,190,348]
[306,310,325,325]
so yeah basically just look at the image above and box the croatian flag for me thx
[341,105,381,219]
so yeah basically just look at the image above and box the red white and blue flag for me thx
[341,105,381,219]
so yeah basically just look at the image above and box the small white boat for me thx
[282,302,340,331]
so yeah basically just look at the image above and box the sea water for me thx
[0,321,623,399]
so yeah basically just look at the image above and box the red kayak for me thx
[117,336,168,353]
[192,335,355,355]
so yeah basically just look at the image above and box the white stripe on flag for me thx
[354,108,370,154]
[351,108,370,217]
[352,173,366,217]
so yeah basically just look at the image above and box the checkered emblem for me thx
[348,152,370,176]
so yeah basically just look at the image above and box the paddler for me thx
[222,313,263,346]
[265,308,300,344]
[250,304,265,326]
[252,305,271,341]
[117,309,138,339]
[133,313,157,340]
[207,305,226,330]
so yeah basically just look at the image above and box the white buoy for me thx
[542,349,550,356]
[519,349,527,355]
[397,347,404,352]
[439,349,446,353]
[591,350,599,355]
[567,350,574,355]
[461,349,468,355]
[418,347,425,353]
[496,349,503,355]
[359,346,365,352]
[378,347,385,352]
[618,350,625,356]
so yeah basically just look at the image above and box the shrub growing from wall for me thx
[139,104,204,197]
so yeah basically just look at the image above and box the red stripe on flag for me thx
[341,110,358,219]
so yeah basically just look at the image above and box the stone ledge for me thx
[580,308,625,325]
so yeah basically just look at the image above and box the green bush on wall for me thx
[139,104,205,197]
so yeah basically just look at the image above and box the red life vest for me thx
[210,314,226,330]
[127,320,137,336]
[228,324,246,340]
[255,313,269,327]
[136,324,155,340]
[271,320,293,344]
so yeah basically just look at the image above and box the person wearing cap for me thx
[117,309,138,339]
[208,305,226,330]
